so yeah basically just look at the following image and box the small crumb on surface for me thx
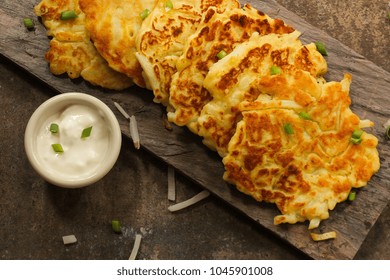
[62,235,77,245]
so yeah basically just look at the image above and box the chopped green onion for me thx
[23,18,34,30]
[350,137,362,145]
[51,143,64,153]
[315,41,328,56]
[348,191,356,201]
[351,129,364,139]
[270,65,282,75]
[140,9,150,20]
[350,129,364,145]
[50,123,59,134]
[216,50,227,60]
[60,10,77,20]
[298,111,312,120]
[81,126,93,139]
[284,123,294,135]
[165,0,173,10]
[386,126,390,139]
[111,220,122,233]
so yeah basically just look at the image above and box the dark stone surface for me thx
[0,0,389,259]
[275,0,390,73]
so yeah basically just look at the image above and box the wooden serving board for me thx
[1,0,389,259]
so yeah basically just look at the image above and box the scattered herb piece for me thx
[52,143,64,153]
[81,126,93,139]
[111,220,122,233]
[315,41,328,56]
[348,191,356,201]
[350,129,364,145]
[298,111,312,120]
[216,50,227,60]
[140,9,150,20]
[352,129,364,139]
[386,126,390,139]
[50,123,59,134]
[270,65,282,75]
[60,10,77,20]
[284,123,294,135]
[165,0,173,10]
[23,18,34,30]
[350,137,362,145]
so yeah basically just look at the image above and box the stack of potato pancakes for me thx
[35,0,380,230]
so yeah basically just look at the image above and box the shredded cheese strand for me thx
[129,234,142,260]
[310,231,337,241]
[308,218,321,230]
[62,235,77,245]
[359,119,374,128]
[114,102,130,120]
[168,190,210,212]
[130,115,140,149]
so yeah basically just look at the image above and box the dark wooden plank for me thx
[1,0,389,259]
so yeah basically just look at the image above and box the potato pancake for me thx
[168,4,294,133]
[34,0,133,90]
[135,0,240,105]
[79,0,157,88]
[198,31,327,156]
[223,72,380,229]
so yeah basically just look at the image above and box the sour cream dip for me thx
[37,104,109,179]
[25,92,122,188]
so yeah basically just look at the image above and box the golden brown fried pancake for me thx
[223,73,380,229]
[79,0,158,88]
[168,4,294,133]
[135,0,240,105]
[34,0,133,90]
[198,31,327,156]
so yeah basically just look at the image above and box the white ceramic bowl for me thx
[25,92,122,188]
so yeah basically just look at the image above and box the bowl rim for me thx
[24,92,122,188]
